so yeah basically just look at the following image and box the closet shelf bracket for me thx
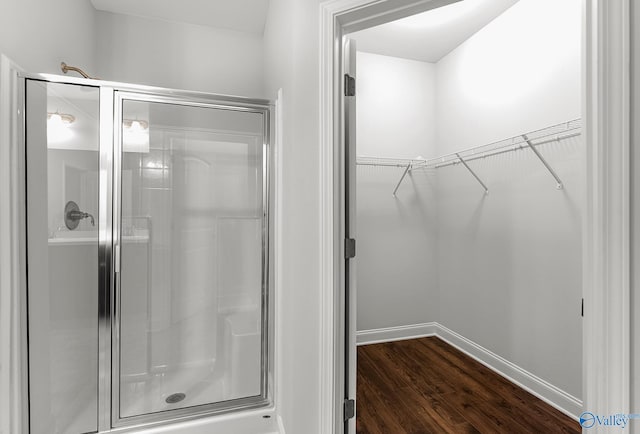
[392,163,412,197]
[522,135,563,189]
[456,153,489,195]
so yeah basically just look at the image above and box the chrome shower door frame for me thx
[110,90,272,429]
[19,73,273,434]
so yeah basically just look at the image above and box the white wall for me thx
[435,0,582,151]
[263,0,322,432]
[95,12,265,97]
[434,0,583,399]
[0,2,265,97]
[355,52,438,331]
[356,52,436,159]
[0,0,96,74]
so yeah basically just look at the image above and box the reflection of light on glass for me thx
[392,0,479,29]
[145,160,167,170]
[47,112,74,142]
[123,119,149,153]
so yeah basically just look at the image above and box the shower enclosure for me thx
[21,74,272,433]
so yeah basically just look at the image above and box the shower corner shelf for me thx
[356,118,581,195]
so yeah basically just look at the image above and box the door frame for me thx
[0,53,27,434]
[108,89,273,429]
[319,0,631,433]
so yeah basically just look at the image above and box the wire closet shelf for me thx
[356,119,582,196]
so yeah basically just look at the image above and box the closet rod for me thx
[356,119,581,195]
[357,161,413,168]
[357,120,581,171]
[356,156,423,168]
[413,120,581,170]
[429,131,581,169]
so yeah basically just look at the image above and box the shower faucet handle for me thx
[72,211,95,226]
[64,201,95,230]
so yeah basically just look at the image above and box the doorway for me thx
[348,0,582,431]
[320,0,631,433]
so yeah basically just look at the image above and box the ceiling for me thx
[90,0,270,35]
[350,0,519,63]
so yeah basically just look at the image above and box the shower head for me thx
[60,62,98,80]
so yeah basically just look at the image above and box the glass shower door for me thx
[24,76,271,432]
[25,80,101,434]
[114,95,269,424]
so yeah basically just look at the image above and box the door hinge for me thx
[344,74,355,97]
[344,399,355,421]
[345,238,356,259]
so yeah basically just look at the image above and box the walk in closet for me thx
[350,0,583,431]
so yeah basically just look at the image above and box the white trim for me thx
[356,323,437,345]
[318,3,341,434]
[0,54,23,434]
[582,0,631,425]
[273,89,285,433]
[356,323,583,420]
[318,6,334,434]
[0,54,11,434]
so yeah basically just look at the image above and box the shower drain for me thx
[165,393,186,404]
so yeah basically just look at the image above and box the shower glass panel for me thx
[116,96,268,421]
[25,80,100,434]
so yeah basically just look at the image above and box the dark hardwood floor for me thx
[356,337,581,434]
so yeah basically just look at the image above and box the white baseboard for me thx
[356,322,437,345]
[356,322,583,420]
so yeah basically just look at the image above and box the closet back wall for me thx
[356,52,438,332]
[434,0,583,399]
